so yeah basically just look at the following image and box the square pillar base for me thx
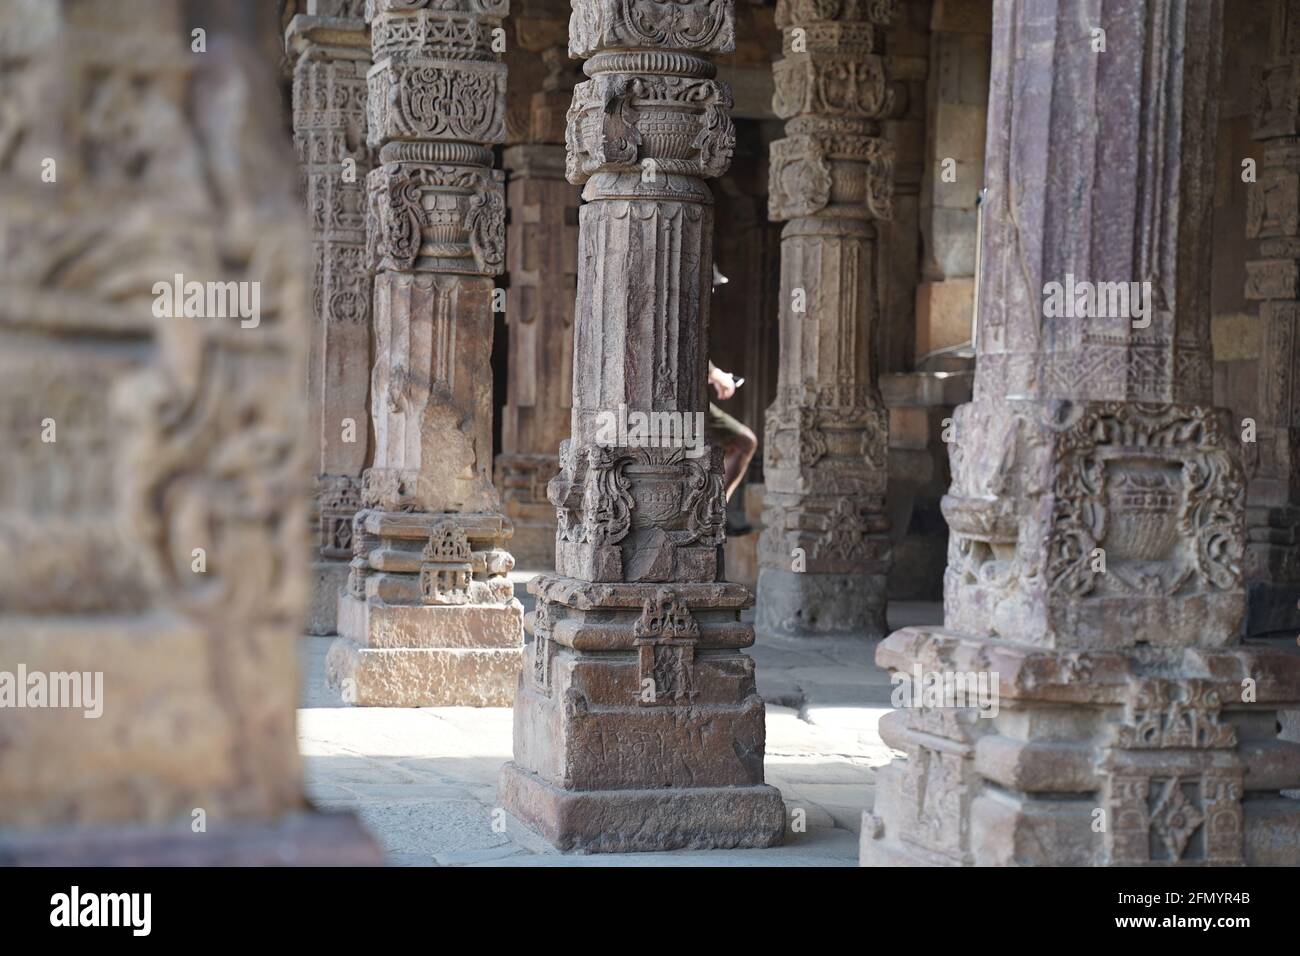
[307,560,350,636]
[755,567,888,639]
[329,592,523,706]
[498,761,786,853]
[860,626,1300,867]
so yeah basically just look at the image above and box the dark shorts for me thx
[706,403,749,445]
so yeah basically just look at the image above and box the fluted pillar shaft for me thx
[327,0,524,707]
[864,0,1300,867]
[756,0,896,639]
[498,0,786,853]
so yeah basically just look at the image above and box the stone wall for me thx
[914,0,990,367]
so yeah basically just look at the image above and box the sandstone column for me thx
[0,0,376,863]
[327,0,524,706]
[912,0,990,368]
[755,0,896,639]
[496,7,582,570]
[863,0,1300,866]
[286,1,374,636]
[498,0,786,852]
[1243,0,1300,637]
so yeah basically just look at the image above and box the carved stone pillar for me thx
[1244,0,1300,637]
[862,0,1300,867]
[0,0,377,862]
[496,10,582,569]
[327,0,524,706]
[287,1,374,636]
[498,0,786,852]
[755,0,896,639]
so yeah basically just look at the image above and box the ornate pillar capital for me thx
[563,1,737,204]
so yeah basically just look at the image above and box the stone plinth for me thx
[0,812,378,866]
[502,578,783,852]
[331,513,522,706]
[329,0,523,705]
[865,628,1300,865]
[498,0,786,852]
[755,0,896,639]
[862,0,1300,867]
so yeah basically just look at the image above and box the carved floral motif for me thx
[569,0,735,57]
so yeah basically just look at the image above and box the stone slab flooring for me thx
[298,573,941,866]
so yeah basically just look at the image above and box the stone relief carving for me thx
[569,0,735,57]
[632,587,700,705]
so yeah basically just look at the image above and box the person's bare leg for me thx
[722,425,758,503]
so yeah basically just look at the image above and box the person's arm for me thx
[708,361,737,401]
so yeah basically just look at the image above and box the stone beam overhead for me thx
[286,2,374,637]
[863,0,1300,867]
[756,0,897,639]
[327,0,524,706]
[499,0,787,852]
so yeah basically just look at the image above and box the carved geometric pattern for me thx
[532,600,553,695]
[1113,679,1238,750]
[1104,768,1243,865]
[418,523,474,606]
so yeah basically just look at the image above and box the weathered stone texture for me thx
[499,0,786,852]
[863,0,1300,867]
[496,143,579,569]
[287,7,374,635]
[0,0,376,862]
[329,0,524,704]
[1243,0,1300,636]
[756,0,897,638]
[325,641,521,707]
[494,3,584,571]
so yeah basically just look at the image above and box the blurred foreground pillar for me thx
[0,0,378,865]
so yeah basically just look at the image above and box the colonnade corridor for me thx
[3,0,1299,898]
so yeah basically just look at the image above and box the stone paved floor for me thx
[298,574,941,866]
